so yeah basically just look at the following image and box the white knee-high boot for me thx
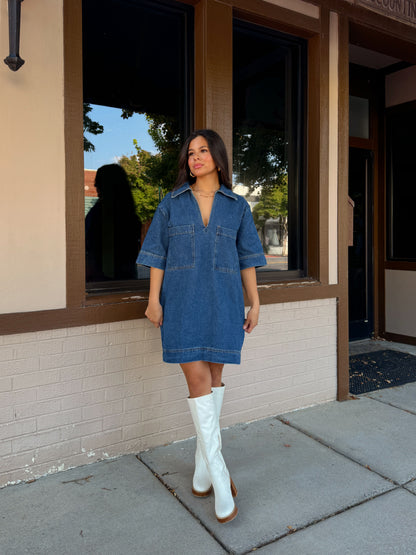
[187,393,238,524]
[192,385,225,497]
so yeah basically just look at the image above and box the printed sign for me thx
[356,0,416,26]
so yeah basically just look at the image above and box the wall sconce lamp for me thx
[4,0,25,71]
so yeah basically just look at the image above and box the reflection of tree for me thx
[252,179,288,252]
[233,125,287,191]
[235,124,289,254]
[83,103,104,152]
[118,141,163,224]
[118,113,182,222]
[83,105,182,222]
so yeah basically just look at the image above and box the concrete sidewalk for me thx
[1,383,416,555]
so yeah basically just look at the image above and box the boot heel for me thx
[230,478,237,498]
[192,485,213,497]
[217,505,238,524]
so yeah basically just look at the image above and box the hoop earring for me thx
[190,171,195,178]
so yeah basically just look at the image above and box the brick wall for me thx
[0,299,337,487]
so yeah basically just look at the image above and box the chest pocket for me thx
[214,226,238,273]
[167,225,195,270]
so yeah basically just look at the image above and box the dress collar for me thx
[171,182,238,200]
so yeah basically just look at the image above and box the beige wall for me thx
[264,0,320,18]
[0,300,337,487]
[385,270,416,337]
[0,0,66,314]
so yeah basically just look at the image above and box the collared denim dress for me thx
[137,183,267,364]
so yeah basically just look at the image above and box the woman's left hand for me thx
[243,305,259,333]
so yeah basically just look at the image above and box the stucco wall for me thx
[0,299,337,487]
[385,270,416,337]
[0,0,66,314]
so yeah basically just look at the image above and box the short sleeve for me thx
[136,202,169,270]
[237,203,267,270]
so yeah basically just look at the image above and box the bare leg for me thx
[180,361,212,398]
[209,362,224,387]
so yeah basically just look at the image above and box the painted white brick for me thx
[82,400,123,421]
[104,355,143,374]
[61,390,106,411]
[142,398,187,422]
[0,440,12,457]
[80,429,123,451]
[60,361,105,381]
[82,372,124,392]
[103,411,140,431]
[62,336,87,352]
[142,351,164,366]
[13,369,60,390]
[38,340,64,356]
[143,373,185,393]
[107,328,145,345]
[124,391,161,412]
[104,382,143,401]
[40,352,85,371]
[60,420,102,441]
[0,406,13,424]
[0,377,12,392]
[37,380,83,401]
[0,346,14,361]
[12,429,61,453]
[123,421,160,441]
[37,408,82,431]
[0,388,37,407]
[0,419,36,441]
[14,399,61,420]
[33,438,81,465]
[36,328,68,341]
[84,344,125,363]
[0,357,40,378]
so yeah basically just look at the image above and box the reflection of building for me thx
[264,217,288,256]
[84,169,98,216]
[2,0,416,487]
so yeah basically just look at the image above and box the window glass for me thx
[387,104,416,261]
[349,95,369,139]
[233,20,306,274]
[82,0,192,289]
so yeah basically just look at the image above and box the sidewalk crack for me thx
[276,417,400,487]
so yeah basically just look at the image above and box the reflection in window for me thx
[233,20,306,274]
[349,96,369,139]
[82,0,193,287]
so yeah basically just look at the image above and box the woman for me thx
[137,129,266,523]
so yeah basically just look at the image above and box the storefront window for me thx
[233,20,306,276]
[82,0,192,290]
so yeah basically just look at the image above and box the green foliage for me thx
[252,178,288,229]
[118,142,164,223]
[83,103,104,152]
[233,125,287,192]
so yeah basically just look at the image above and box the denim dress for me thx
[137,183,267,364]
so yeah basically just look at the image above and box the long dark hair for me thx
[174,129,232,190]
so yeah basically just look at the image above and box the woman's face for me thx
[188,136,217,180]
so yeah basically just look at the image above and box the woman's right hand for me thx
[145,300,164,328]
